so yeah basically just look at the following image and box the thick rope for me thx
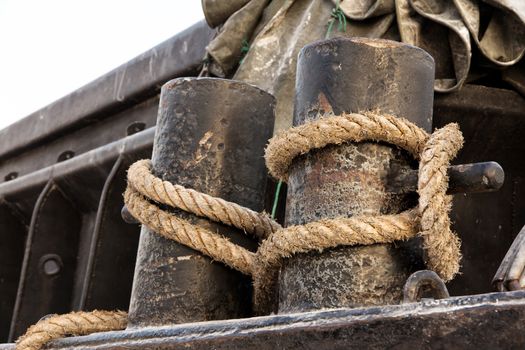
[258,209,419,268]
[253,208,420,310]
[127,160,280,240]
[123,111,463,309]
[265,111,429,182]
[125,177,421,309]
[265,111,464,282]
[418,125,464,280]
[124,187,256,276]
[265,111,463,281]
[17,111,463,348]
[16,310,127,350]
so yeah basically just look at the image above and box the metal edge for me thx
[1,290,521,349]
[0,21,215,161]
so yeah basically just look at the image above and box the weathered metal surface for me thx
[0,128,154,211]
[0,127,154,342]
[0,97,159,187]
[493,224,525,291]
[123,160,504,226]
[0,203,26,342]
[0,26,216,318]
[433,84,525,296]
[0,12,522,348]
[387,161,504,195]
[0,24,217,334]
[78,155,146,311]
[2,291,525,349]
[127,78,275,327]
[279,37,434,313]
[403,270,450,303]
[9,182,82,340]
[0,21,216,180]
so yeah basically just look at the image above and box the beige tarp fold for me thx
[202,0,252,28]
[235,0,393,130]
[455,0,525,65]
[206,0,269,77]
[336,0,395,19]
[203,0,524,129]
[398,0,472,92]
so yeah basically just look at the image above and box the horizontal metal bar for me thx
[387,161,504,194]
[122,161,505,225]
[2,290,525,349]
[0,127,154,215]
[0,96,158,184]
[0,21,215,162]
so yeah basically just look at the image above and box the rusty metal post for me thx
[278,38,434,313]
[128,77,275,326]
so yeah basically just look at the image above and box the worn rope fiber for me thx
[15,310,127,350]
[124,186,257,275]
[127,159,281,240]
[17,111,463,349]
[265,111,464,281]
[123,111,463,308]
[265,111,429,182]
[124,177,421,309]
[252,208,421,310]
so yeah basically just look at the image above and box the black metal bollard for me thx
[128,78,275,326]
[278,38,434,313]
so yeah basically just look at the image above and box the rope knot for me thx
[265,112,464,282]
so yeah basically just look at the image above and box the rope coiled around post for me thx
[124,110,463,311]
[265,111,464,282]
[127,159,281,240]
[15,310,127,350]
[16,111,463,349]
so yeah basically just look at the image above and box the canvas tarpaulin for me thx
[203,0,524,130]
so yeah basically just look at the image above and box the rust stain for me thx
[305,167,385,191]
[317,92,333,114]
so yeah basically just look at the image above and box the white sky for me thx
[0,0,204,130]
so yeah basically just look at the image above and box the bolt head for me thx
[40,254,63,276]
